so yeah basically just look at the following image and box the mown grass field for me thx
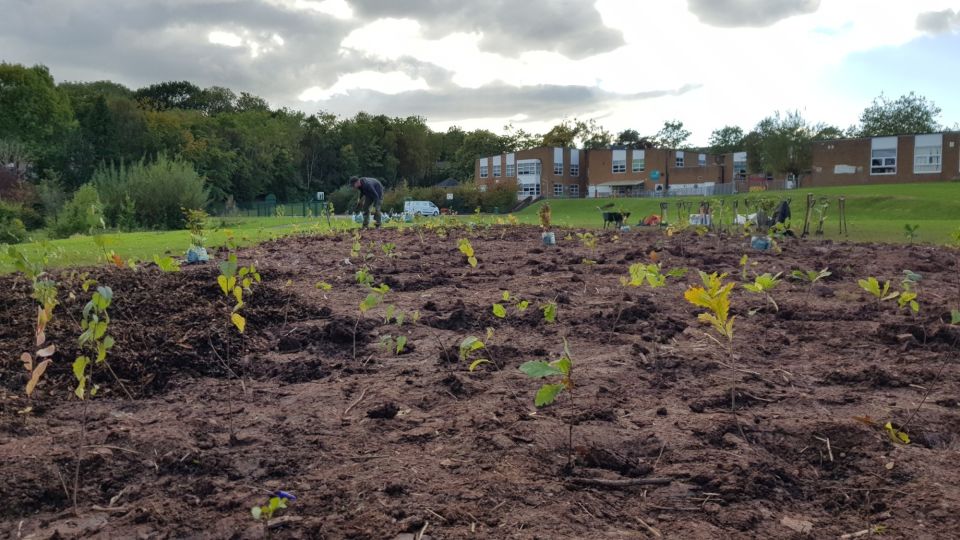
[515,182,960,244]
[3,182,958,273]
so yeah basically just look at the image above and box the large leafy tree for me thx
[707,126,744,155]
[856,92,942,137]
[0,63,74,152]
[653,120,691,149]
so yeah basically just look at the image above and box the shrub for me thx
[329,184,357,214]
[93,156,208,230]
[53,184,103,238]
[0,201,28,243]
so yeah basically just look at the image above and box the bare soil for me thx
[1,225,959,539]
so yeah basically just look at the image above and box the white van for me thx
[404,200,440,216]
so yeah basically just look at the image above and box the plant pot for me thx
[542,232,556,246]
[750,235,772,251]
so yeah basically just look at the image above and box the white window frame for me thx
[493,164,501,177]
[612,160,626,173]
[569,184,579,197]
[518,183,541,197]
[675,155,685,168]
[632,157,645,172]
[478,184,487,192]
[870,137,897,175]
[570,164,579,176]
[553,183,564,196]
[553,162,563,175]
[914,134,942,174]
[698,153,706,167]
[506,164,515,177]
[479,165,488,178]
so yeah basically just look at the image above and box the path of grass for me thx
[515,182,960,244]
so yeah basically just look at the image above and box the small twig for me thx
[425,508,447,522]
[839,529,871,539]
[813,436,833,462]
[102,361,135,400]
[81,445,142,456]
[208,337,247,394]
[343,388,368,417]
[91,505,130,513]
[653,442,667,470]
[568,477,672,488]
[636,517,663,538]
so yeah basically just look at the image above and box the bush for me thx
[53,184,103,238]
[329,184,357,214]
[0,201,28,243]
[38,174,68,224]
[93,156,208,230]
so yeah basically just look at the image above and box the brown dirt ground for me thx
[1,225,959,539]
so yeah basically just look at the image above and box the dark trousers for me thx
[360,196,382,228]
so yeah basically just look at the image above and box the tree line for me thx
[0,60,950,241]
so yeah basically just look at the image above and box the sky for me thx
[2,0,959,146]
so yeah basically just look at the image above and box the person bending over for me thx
[351,176,383,229]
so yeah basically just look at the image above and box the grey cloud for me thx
[308,82,702,121]
[916,9,960,34]
[686,0,820,27]
[0,0,360,104]
[348,0,624,59]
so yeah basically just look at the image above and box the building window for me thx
[632,156,645,172]
[554,184,564,197]
[518,183,541,197]
[480,165,488,178]
[569,184,579,197]
[675,155,685,168]
[871,149,896,175]
[517,162,541,176]
[570,164,579,176]
[914,135,943,174]
[553,162,563,175]
[612,159,626,173]
[478,184,487,192]
[698,153,706,167]
[914,146,941,173]
[506,164,515,177]
[493,164,501,177]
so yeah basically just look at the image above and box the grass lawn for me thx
[515,182,960,244]
[4,182,958,274]
[0,216,339,274]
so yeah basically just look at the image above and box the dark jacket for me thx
[357,177,383,201]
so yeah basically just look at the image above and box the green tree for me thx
[452,129,506,180]
[134,80,204,111]
[0,63,75,152]
[857,92,942,137]
[707,126,744,154]
[653,120,691,149]
[744,111,819,179]
[501,123,541,151]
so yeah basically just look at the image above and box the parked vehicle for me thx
[404,200,440,216]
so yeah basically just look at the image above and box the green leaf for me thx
[517,300,530,312]
[551,356,572,376]
[501,290,511,302]
[315,281,332,291]
[396,335,407,354]
[542,302,557,323]
[492,303,507,318]
[535,383,565,407]
[73,356,89,400]
[519,360,563,378]
[951,310,960,325]
[468,256,478,268]
[459,336,485,361]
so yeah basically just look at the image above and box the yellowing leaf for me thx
[233,286,243,304]
[884,422,910,444]
[21,352,32,371]
[468,256,478,268]
[492,303,507,318]
[217,275,230,295]
[231,313,246,333]
[468,358,491,372]
[26,360,51,396]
